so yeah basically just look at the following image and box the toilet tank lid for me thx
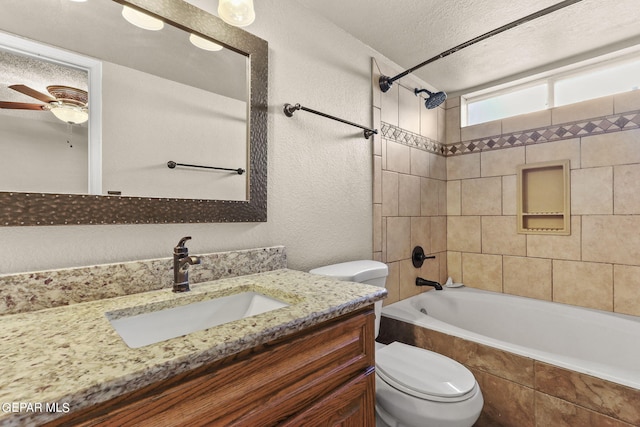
[309,260,388,283]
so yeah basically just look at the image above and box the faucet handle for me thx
[175,236,192,254]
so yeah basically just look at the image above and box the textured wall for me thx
[0,0,381,274]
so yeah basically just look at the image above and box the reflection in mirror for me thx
[0,0,248,201]
[0,0,268,225]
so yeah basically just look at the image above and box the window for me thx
[462,51,640,127]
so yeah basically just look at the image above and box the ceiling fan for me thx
[0,84,89,124]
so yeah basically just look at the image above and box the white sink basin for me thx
[107,291,290,348]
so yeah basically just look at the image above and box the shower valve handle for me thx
[412,246,435,268]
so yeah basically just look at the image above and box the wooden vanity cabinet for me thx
[46,307,376,427]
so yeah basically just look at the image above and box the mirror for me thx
[0,0,268,225]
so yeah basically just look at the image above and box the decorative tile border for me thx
[381,123,446,155]
[383,109,640,157]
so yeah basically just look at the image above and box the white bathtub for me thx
[381,287,640,390]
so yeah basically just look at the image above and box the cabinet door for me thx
[281,368,376,427]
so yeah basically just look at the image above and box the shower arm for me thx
[379,0,583,92]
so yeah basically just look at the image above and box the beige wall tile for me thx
[430,153,447,180]
[373,203,382,253]
[551,96,613,125]
[398,174,421,216]
[613,265,640,317]
[420,177,439,216]
[614,90,640,114]
[445,96,460,109]
[399,85,420,134]
[482,216,526,256]
[475,373,535,427]
[373,155,382,204]
[571,167,613,214]
[447,152,480,180]
[381,82,399,126]
[462,253,502,292]
[445,105,461,144]
[503,256,552,300]
[527,216,581,260]
[381,170,399,216]
[461,119,501,142]
[411,217,431,254]
[614,164,640,214]
[447,216,481,253]
[553,260,613,311]
[525,139,581,168]
[461,176,502,215]
[386,216,411,262]
[399,258,423,300]
[381,217,387,262]
[386,141,411,173]
[431,216,447,253]
[481,146,524,177]
[447,251,462,282]
[502,175,517,215]
[420,102,438,140]
[582,128,640,168]
[502,109,551,134]
[437,107,446,143]
[583,215,640,265]
[437,178,447,216]
[447,180,461,215]
[383,261,400,306]
[410,147,429,177]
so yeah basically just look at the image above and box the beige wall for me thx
[446,91,640,316]
[372,58,448,305]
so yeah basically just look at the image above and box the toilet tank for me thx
[309,260,388,338]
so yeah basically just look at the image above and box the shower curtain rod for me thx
[283,103,378,139]
[379,0,583,92]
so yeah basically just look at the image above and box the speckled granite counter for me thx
[0,269,386,426]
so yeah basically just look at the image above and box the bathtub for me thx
[381,287,640,390]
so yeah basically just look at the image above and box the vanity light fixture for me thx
[218,0,255,27]
[189,33,223,51]
[121,5,164,31]
[48,103,89,125]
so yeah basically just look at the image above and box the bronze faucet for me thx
[173,236,201,292]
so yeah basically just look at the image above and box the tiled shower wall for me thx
[371,59,448,305]
[445,91,640,317]
[373,57,640,316]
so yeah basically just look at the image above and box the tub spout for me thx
[416,277,443,290]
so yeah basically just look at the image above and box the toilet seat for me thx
[376,342,477,403]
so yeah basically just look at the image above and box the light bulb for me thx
[122,5,164,31]
[189,34,223,51]
[218,0,255,27]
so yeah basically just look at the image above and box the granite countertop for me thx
[0,269,386,426]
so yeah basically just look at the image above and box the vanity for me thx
[0,266,385,426]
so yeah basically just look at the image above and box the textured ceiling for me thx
[296,0,640,95]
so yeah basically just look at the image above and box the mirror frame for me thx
[0,0,268,226]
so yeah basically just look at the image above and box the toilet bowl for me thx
[310,261,483,427]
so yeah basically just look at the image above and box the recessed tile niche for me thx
[517,160,571,235]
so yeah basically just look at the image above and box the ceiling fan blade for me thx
[0,101,46,110]
[9,84,57,103]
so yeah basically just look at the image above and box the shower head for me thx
[414,88,447,109]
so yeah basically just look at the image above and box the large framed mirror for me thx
[0,0,267,225]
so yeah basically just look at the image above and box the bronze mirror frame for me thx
[0,0,267,226]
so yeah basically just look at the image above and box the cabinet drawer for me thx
[48,308,375,426]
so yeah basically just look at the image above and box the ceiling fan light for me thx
[218,0,255,27]
[189,33,223,51]
[121,5,164,31]
[50,104,89,125]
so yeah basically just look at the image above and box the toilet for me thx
[310,260,483,427]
